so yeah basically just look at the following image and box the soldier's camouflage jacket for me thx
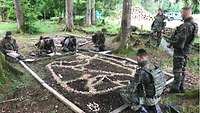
[0,37,18,53]
[170,17,198,55]
[151,14,166,32]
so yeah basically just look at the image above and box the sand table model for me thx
[46,53,137,95]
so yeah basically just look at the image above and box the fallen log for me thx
[19,60,85,113]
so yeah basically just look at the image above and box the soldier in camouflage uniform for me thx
[35,36,56,55]
[169,7,198,93]
[151,8,166,47]
[120,49,166,113]
[0,31,19,54]
[92,29,106,51]
[61,36,77,52]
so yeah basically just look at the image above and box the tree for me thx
[0,0,7,21]
[86,0,92,25]
[91,0,95,24]
[119,0,132,49]
[13,0,24,32]
[86,0,95,25]
[65,0,73,32]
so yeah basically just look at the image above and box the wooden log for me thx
[19,61,85,113]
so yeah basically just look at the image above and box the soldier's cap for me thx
[182,6,192,10]
[136,48,148,56]
[5,31,12,36]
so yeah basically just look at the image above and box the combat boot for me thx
[169,72,182,93]
[179,71,186,93]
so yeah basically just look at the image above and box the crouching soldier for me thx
[61,36,77,52]
[35,36,56,55]
[0,31,23,60]
[120,49,166,113]
[92,29,106,51]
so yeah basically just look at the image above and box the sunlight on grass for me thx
[34,21,63,33]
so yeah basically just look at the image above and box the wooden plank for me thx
[19,61,85,113]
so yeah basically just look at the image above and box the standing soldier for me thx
[169,7,198,93]
[151,8,166,47]
[120,49,166,113]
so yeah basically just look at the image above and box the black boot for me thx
[179,72,186,93]
[169,72,183,93]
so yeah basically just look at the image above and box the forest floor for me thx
[0,21,199,113]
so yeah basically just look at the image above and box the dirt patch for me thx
[26,52,136,113]
[0,85,74,113]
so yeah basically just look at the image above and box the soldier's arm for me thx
[13,39,19,51]
[171,25,190,49]
[128,70,143,93]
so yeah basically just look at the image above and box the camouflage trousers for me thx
[171,53,187,92]
[154,31,162,47]
[120,88,160,111]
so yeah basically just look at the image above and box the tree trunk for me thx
[119,0,132,49]
[91,0,95,24]
[86,0,92,25]
[13,0,24,32]
[65,0,73,32]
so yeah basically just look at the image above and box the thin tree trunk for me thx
[119,0,132,49]
[65,0,73,32]
[86,0,91,25]
[13,0,24,32]
[91,0,95,24]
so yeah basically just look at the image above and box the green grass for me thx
[194,36,200,44]
[0,21,64,35]
[33,21,64,33]
[161,88,199,113]
[0,22,17,36]
[113,47,137,58]
[80,24,120,34]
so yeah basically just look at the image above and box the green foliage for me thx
[141,0,160,13]
[162,0,184,12]
[0,53,22,85]
[74,0,86,16]
[187,55,199,76]
[161,88,199,113]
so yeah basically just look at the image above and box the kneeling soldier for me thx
[35,36,56,55]
[61,36,77,52]
[120,49,166,113]
[0,31,23,60]
[92,29,106,51]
